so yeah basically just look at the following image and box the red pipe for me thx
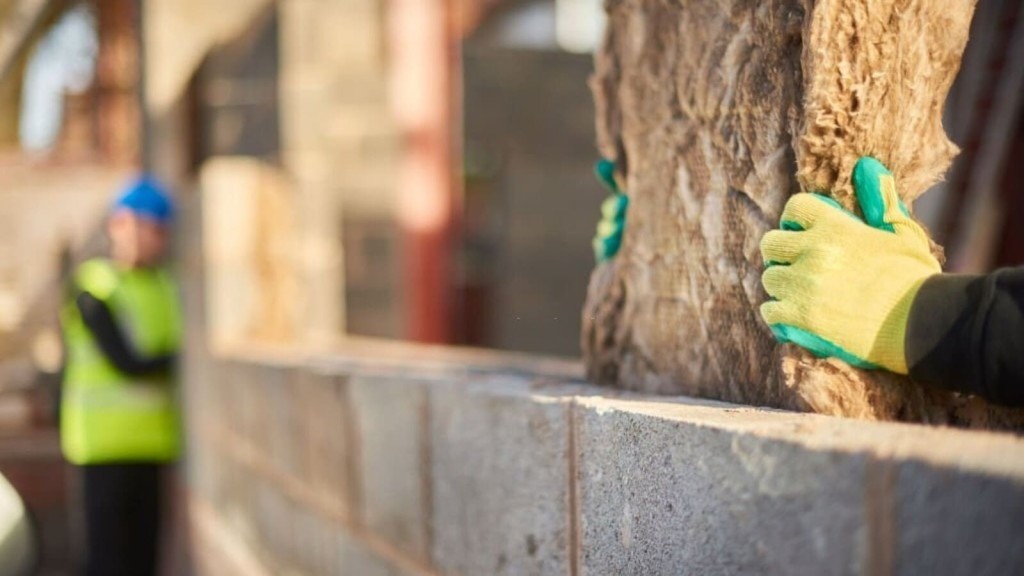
[389,0,460,343]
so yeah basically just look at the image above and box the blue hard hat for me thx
[112,175,174,224]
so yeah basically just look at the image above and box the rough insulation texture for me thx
[798,0,970,204]
[583,0,1024,428]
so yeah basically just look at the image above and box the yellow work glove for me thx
[759,157,941,374]
[593,159,629,263]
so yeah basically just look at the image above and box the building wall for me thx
[166,0,403,344]
[184,342,1024,575]
[0,160,127,374]
[280,0,402,342]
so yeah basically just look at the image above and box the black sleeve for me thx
[906,267,1024,407]
[75,291,176,377]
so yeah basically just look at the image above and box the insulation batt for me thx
[582,0,1024,429]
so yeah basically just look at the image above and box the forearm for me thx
[75,292,176,377]
[906,267,1024,406]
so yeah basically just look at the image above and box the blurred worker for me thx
[760,157,1023,406]
[60,177,180,576]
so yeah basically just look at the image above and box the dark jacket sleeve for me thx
[906,267,1024,407]
[75,291,176,377]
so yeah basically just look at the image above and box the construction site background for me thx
[0,0,1021,573]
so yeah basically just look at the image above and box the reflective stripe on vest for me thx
[60,259,181,464]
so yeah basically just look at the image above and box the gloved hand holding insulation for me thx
[593,159,629,263]
[759,157,941,374]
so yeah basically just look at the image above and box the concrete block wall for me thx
[185,343,1024,575]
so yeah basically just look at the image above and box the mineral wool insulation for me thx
[582,0,1024,429]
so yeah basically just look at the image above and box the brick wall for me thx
[184,342,1024,575]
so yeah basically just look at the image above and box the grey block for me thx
[220,455,257,546]
[335,530,405,576]
[248,474,269,554]
[232,360,270,453]
[207,358,243,436]
[186,430,217,499]
[252,474,281,565]
[307,513,394,576]
[289,501,326,575]
[431,376,571,575]
[210,442,238,513]
[894,461,1024,576]
[261,476,292,568]
[576,399,866,576]
[181,345,213,432]
[309,511,342,576]
[295,370,355,518]
[350,376,430,560]
[261,365,299,475]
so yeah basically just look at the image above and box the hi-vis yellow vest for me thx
[60,259,181,465]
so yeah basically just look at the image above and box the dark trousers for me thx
[80,464,162,576]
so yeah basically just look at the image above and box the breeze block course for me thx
[185,343,1024,576]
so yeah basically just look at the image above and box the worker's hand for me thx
[759,157,941,374]
[593,159,629,263]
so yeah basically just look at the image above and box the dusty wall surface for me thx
[581,0,1024,428]
[184,342,1024,575]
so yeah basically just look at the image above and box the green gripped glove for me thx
[759,157,941,374]
[593,159,629,263]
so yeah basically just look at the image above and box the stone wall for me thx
[184,341,1024,575]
